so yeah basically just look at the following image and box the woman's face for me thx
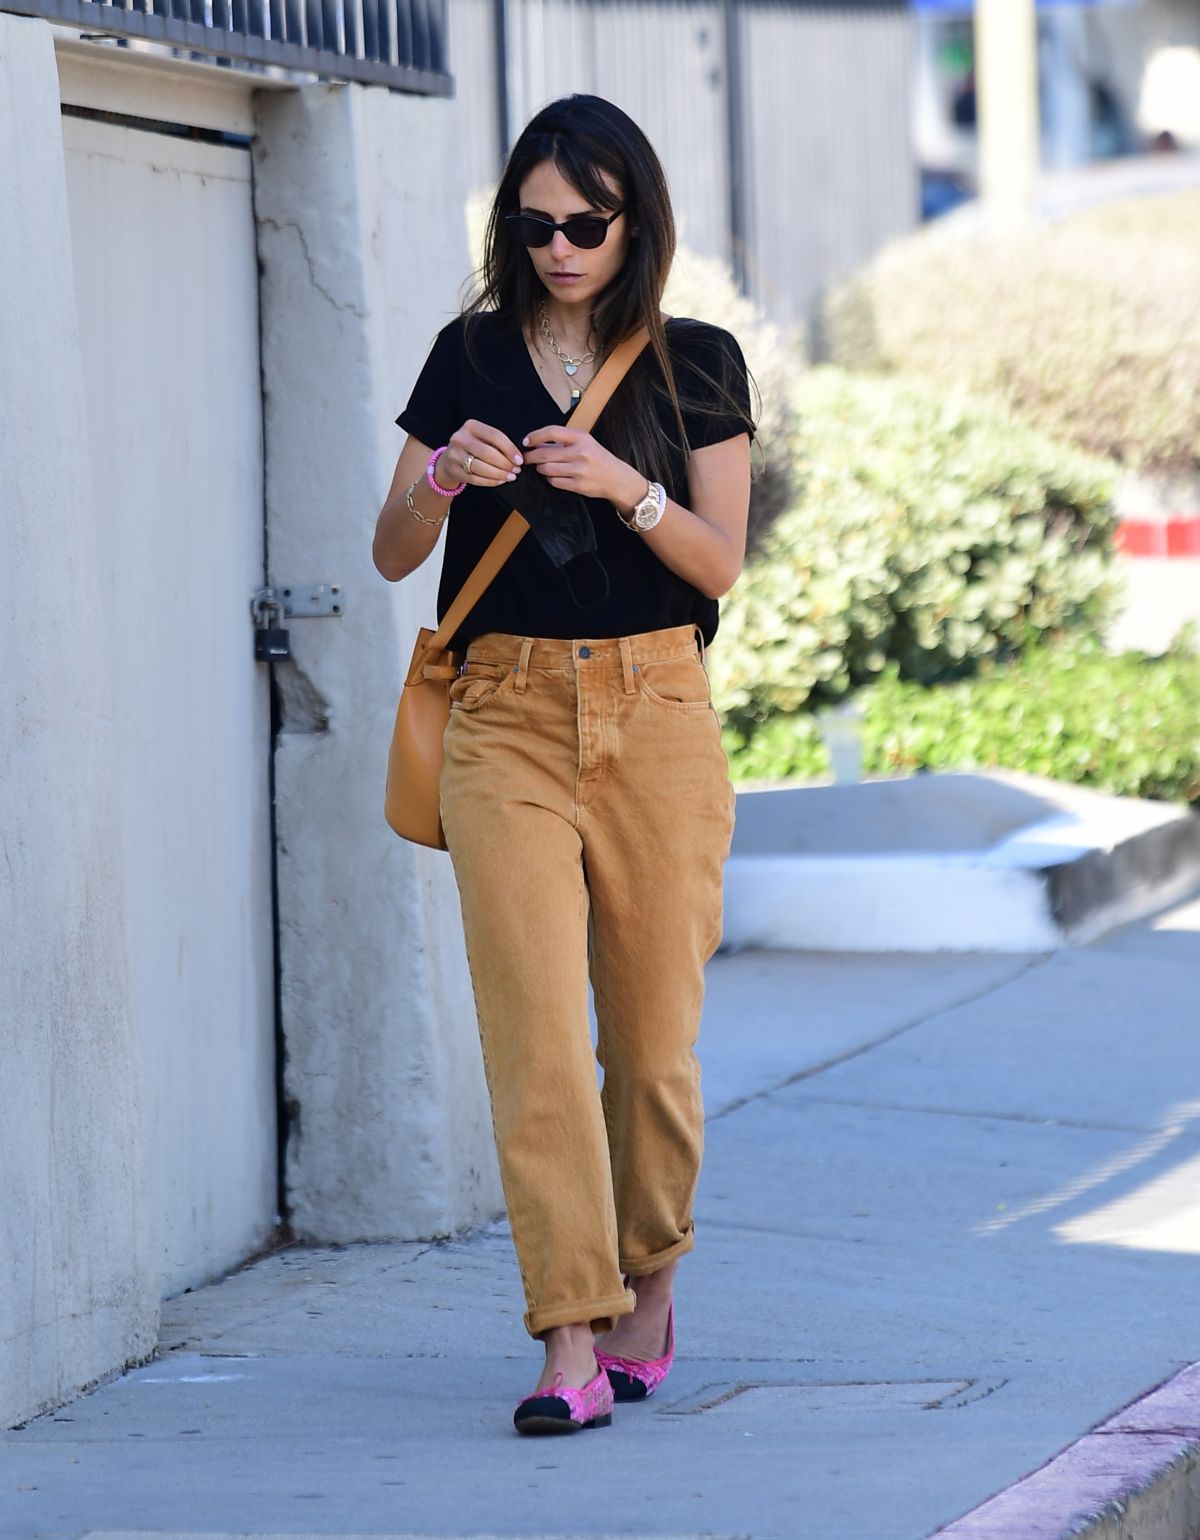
[515,158,632,310]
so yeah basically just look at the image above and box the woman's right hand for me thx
[440,421,524,489]
[373,423,526,580]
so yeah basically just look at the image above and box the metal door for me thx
[62,114,277,1295]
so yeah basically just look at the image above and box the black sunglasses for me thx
[504,208,626,250]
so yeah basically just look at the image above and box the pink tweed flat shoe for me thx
[512,1366,614,1435]
[595,1302,675,1402]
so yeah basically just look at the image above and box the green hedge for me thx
[723,634,1200,806]
[861,634,1200,804]
[824,191,1200,475]
[710,367,1118,735]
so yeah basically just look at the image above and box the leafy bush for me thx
[860,633,1200,804]
[720,714,828,784]
[825,191,1200,475]
[710,368,1118,734]
[662,244,803,549]
[724,634,1200,805]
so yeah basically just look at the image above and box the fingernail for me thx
[514,453,523,465]
[506,471,517,481]
[521,435,529,446]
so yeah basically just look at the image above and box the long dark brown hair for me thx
[460,93,757,490]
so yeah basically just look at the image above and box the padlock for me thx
[253,594,291,661]
[255,624,291,661]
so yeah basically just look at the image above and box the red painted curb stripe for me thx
[1115,517,1200,557]
[931,1361,1200,1538]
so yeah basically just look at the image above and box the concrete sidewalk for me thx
[5,892,1200,1540]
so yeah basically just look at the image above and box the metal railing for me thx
[3,0,451,92]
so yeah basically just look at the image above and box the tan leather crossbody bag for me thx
[384,323,652,849]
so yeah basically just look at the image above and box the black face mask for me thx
[491,464,611,610]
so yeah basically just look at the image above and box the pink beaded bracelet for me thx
[426,445,467,497]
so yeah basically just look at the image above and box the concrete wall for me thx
[252,84,503,1241]
[0,13,158,1427]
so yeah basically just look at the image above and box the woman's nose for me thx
[549,229,575,258]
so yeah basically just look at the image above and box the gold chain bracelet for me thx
[406,476,449,527]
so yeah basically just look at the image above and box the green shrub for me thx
[724,634,1200,805]
[720,714,829,784]
[825,191,1200,475]
[663,244,805,551]
[710,368,1118,734]
[860,633,1200,804]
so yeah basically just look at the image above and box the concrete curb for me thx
[930,1362,1200,1540]
[722,772,1200,953]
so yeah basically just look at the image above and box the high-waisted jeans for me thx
[439,622,736,1338]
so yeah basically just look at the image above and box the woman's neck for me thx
[538,295,596,355]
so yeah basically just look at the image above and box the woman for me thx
[372,93,757,1436]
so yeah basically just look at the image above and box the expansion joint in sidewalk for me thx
[707,954,1051,1124]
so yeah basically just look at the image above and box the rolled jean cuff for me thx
[620,1225,696,1278]
[525,1287,637,1340]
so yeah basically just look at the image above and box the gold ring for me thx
[464,452,475,477]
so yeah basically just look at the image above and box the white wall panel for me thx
[741,2,916,326]
[449,0,505,197]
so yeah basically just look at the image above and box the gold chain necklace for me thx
[537,297,597,402]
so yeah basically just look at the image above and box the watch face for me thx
[632,490,659,527]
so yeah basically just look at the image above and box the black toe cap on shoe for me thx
[606,1369,650,1402]
[514,1395,577,1433]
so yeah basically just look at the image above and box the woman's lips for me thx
[548,273,583,283]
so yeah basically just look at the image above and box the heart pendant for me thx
[564,362,578,376]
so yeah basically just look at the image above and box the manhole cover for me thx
[661,1377,1005,1416]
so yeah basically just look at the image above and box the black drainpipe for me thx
[494,0,511,171]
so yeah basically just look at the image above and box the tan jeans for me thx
[439,622,736,1338]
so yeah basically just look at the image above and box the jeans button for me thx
[578,645,591,659]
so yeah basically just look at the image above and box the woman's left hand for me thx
[521,426,640,505]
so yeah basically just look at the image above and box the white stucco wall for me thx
[0,13,158,1428]
[253,84,503,1240]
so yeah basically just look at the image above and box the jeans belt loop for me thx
[514,637,534,693]
[618,636,637,695]
[694,624,707,667]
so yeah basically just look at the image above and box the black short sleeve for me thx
[394,317,463,450]
[672,322,756,451]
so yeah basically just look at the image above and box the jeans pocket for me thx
[449,660,518,713]
[636,655,712,711]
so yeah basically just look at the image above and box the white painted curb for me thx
[722,772,1200,954]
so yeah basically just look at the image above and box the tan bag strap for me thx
[424,323,653,656]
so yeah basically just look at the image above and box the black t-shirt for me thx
[394,311,754,651]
